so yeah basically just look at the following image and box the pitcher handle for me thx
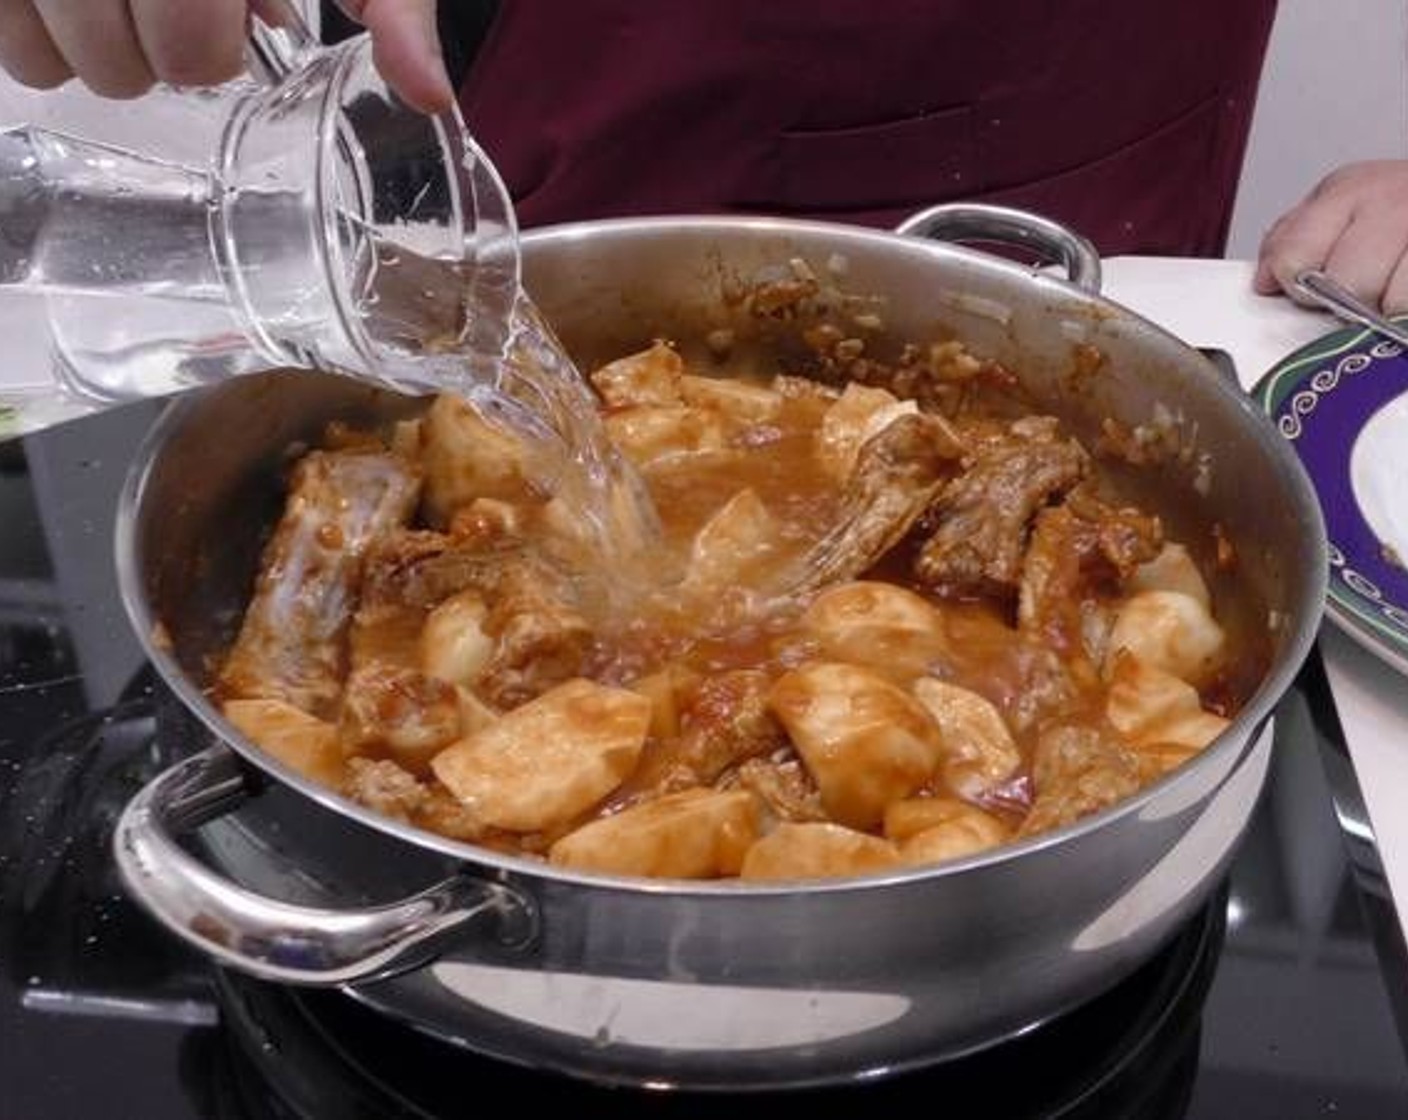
[113,745,536,986]
[895,203,1103,294]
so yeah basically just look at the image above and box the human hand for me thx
[1255,160,1408,316]
[0,0,452,113]
[332,1,451,113]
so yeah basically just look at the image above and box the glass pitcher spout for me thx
[0,34,520,439]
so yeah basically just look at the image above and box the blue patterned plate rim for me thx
[1255,319,1408,677]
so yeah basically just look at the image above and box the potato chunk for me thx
[421,394,534,522]
[419,589,493,686]
[223,699,343,787]
[679,374,783,423]
[815,383,918,480]
[768,662,941,829]
[604,405,728,467]
[802,581,950,682]
[740,822,901,881]
[1128,543,1212,609]
[1106,651,1229,772]
[549,789,760,878]
[911,678,1021,798]
[589,340,684,407]
[681,488,781,595]
[1105,590,1225,684]
[431,679,650,832]
[454,686,499,735]
[885,798,1009,866]
[629,664,702,742]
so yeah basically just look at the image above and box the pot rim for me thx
[113,212,1329,897]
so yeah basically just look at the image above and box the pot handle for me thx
[113,745,535,986]
[894,203,1103,294]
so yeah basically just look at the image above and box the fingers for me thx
[33,0,156,97]
[250,0,299,26]
[341,0,454,114]
[1383,254,1408,317]
[0,1,69,88]
[1256,161,1408,315]
[0,0,248,98]
[1322,210,1408,311]
[1253,186,1353,304]
[128,0,247,88]
[0,0,454,113]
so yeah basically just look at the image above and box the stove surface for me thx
[2,403,1407,1120]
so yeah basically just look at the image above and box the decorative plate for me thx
[1257,322,1408,676]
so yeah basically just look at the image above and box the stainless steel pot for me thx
[111,205,1327,1090]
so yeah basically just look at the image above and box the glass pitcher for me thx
[0,4,519,437]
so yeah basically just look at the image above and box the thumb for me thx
[336,0,453,114]
[1252,255,1281,296]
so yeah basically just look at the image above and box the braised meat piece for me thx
[730,756,827,823]
[476,559,593,708]
[941,609,1090,733]
[788,412,964,594]
[343,757,491,843]
[999,645,1086,733]
[218,450,421,717]
[1017,724,1143,837]
[338,664,464,769]
[1017,492,1163,661]
[849,340,1003,414]
[343,756,430,822]
[353,525,591,709]
[915,418,1087,598]
[357,528,515,614]
[349,528,508,678]
[676,670,788,784]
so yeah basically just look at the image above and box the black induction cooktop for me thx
[2,400,1408,1120]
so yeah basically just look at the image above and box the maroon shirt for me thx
[458,1,1276,257]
